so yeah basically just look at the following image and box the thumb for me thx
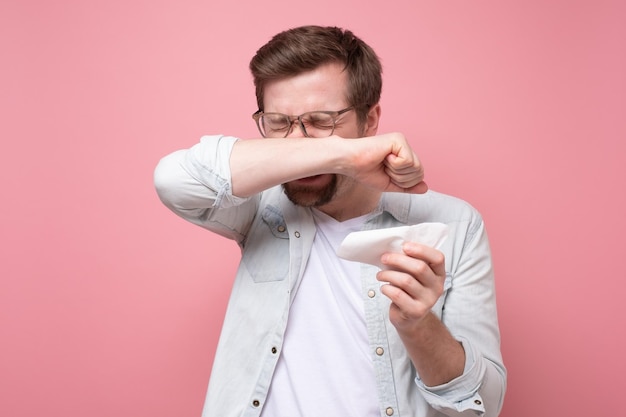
[402,181,429,194]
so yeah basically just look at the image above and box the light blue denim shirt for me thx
[154,135,506,417]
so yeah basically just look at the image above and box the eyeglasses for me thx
[252,106,354,138]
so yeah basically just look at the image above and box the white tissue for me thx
[336,222,449,269]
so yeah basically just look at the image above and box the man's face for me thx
[262,62,377,209]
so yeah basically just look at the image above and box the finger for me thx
[378,268,423,294]
[379,281,417,308]
[384,152,421,173]
[383,166,425,190]
[401,242,446,278]
[384,153,426,191]
[388,174,424,188]
[378,280,433,322]
[383,183,428,195]
[379,254,440,290]
[384,163,423,180]
[402,181,429,194]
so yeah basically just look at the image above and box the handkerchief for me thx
[336,222,449,269]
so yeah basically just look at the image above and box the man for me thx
[154,25,506,417]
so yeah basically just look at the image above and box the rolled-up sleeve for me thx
[154,135,256,242]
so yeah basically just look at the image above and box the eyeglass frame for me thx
[251,106,355,138]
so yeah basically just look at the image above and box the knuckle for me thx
[432,251,445,265]
[433,284,444,298]
[386,286,403,304]
[399,274,414,288]
[413,261,429,275]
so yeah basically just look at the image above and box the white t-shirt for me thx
[260,209,379,417]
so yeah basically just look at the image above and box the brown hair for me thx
[249,25,382,124]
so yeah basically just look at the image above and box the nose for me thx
[285,117,306,138]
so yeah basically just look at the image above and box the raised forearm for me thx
[230,133,427,197]
[229,137,345,197]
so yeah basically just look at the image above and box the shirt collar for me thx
[369,192,413,224]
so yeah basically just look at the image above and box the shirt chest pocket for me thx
[242,206,290,283]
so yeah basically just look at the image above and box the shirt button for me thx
[474,399,482,405]
[367,289,376,298]
[385,407,394,416]
[277,225,286,233]
[376,347,384,356]
[294,231,301,238]
[252,400,260,407]
[271,347,277,354]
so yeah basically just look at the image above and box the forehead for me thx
[263,62,349,113]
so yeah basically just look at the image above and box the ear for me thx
[363,103,381,136]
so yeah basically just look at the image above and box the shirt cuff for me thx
[414,337,486,415]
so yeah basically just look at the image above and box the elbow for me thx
[153,150,187,209]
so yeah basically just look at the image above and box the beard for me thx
[282,174,339,207]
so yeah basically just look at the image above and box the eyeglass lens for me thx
[260,112,336,138]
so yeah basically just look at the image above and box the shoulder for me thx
[382,190,483,225]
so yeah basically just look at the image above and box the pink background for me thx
[1,1,624,416]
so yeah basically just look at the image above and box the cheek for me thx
[335,175,358,196]
[335,125,363,139]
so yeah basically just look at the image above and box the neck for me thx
[317,189,381,222]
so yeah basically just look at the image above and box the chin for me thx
[283,175,338,207]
